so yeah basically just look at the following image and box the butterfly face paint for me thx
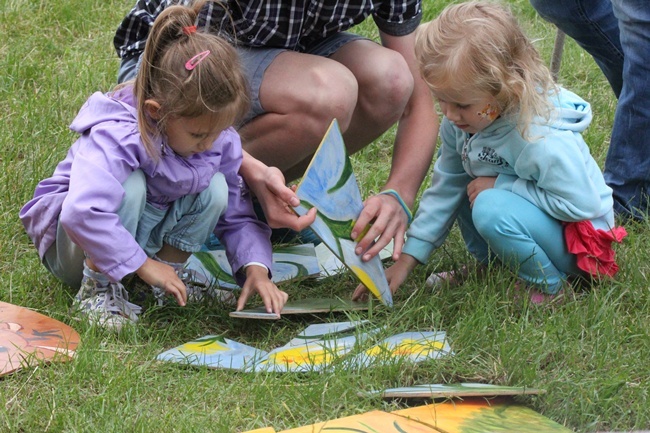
[477,103,499,121]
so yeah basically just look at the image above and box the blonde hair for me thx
[133,0,248,157]
[415,1,556,139]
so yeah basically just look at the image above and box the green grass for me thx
[1,0,648,432]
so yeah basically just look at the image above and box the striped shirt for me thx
[114,0,422,59]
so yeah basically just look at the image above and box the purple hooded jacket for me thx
[20,85,272,285]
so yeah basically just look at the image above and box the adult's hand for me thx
[351,193,408,262]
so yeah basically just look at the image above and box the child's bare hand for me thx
[236,265,288,315]
[467,176,496,207]
[256,168,317,230]
[136,258,187,306]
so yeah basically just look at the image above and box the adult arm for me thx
[351,30,439,262]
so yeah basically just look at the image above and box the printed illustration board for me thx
[1,301,80,376]
[293,119,393,307]
[363,383,545,399]
[186,244,320,289]
[229,297,370,320]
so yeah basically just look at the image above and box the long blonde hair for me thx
[415,1,556,139]
[133,0,248,157]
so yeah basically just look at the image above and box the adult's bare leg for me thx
[328,40,414,154]
[239,51,359,182]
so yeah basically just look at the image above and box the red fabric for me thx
[564,220,627,278]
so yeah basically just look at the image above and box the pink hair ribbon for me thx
[185,50,210,70]
[182,25,197,35]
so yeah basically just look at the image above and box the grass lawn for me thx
[1,0,648,431]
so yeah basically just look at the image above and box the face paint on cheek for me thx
[477,103,498,121]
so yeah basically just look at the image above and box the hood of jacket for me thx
[547,87,592,133]
[69,86,138,135]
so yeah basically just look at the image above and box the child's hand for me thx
[240,152,317,230]
[351,254,419,301]
[236,265,288,315]
[467,176,496,207]
[258,168,317,230]
[136,258,187,306]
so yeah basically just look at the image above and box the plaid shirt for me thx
[114,0,422,59]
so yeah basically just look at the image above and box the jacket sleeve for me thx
[212,130,273,286]
[59,125,148,281]
[403,120,472,263]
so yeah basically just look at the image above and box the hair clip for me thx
[182,25,197,35]
[185,50,210,70]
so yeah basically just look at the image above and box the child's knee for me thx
[121,170,147,210]
[471,189,508,235]
[201,173,228,216]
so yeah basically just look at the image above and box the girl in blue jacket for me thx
[20,1,290,329]
[359,1,625,302]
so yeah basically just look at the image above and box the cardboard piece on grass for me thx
[156,334,268,371]
[349,331,452,369]
[0,301,80,376]
[186,244,320,289]
[252,321,378,373]
[229,297,370,319]
[393,397,573,432]
[293,119,392,307]
[363,383,546,399]
[156,322,452,374]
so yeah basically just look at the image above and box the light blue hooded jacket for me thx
[404,87,615,264]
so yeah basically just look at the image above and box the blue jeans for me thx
[530,0,650,220]
[43,170,228,288]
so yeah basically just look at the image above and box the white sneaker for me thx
[74,277,142,331]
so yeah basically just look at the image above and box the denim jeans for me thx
[43,170,228,288]
[530,0,650,219]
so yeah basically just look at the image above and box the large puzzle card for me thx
[394,398,572,432]
[156,335,267,371]
[241,398,572,432]
[1,302,80,376]
[365,383,545,399]
[293,119,392,306]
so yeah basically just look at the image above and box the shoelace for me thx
[104,283,142,320]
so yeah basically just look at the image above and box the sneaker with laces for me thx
[74,276,142,331]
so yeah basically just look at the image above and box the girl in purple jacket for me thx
[20,1,287,330]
